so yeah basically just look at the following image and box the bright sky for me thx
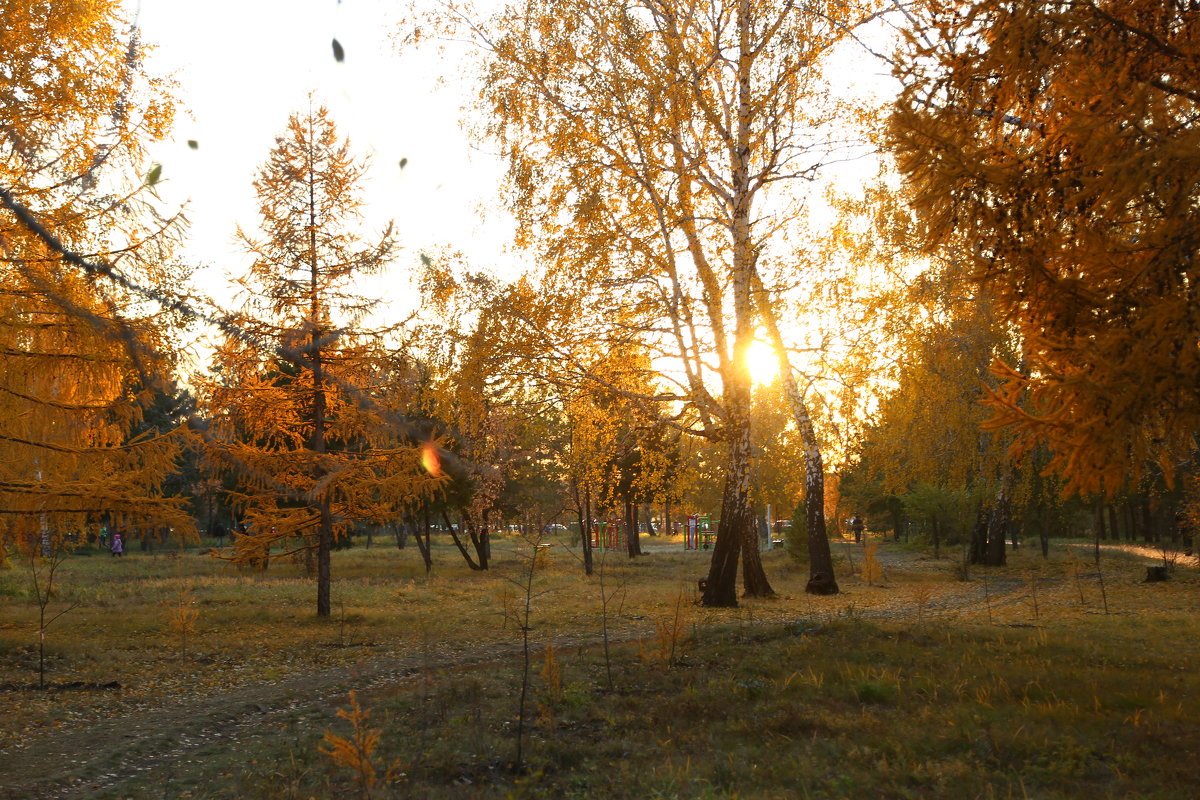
[133,0,516,325]
[130,0,898,392]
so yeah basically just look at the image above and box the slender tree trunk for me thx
[571,478,593,576]
[703,1,775,605]
[752,270,834,594]
[582,482,594,576]
[443,510,483,570]
[1141,498,1155,544]
[416,511,432,574]
[479,507,492,567]
[306,133,333,618]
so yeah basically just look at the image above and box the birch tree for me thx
[405,0,881,604]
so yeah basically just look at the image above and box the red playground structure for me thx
[590,519,625,551]
[685,514,716,550]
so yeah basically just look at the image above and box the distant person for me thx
[111,532,124,557]
[214,521,227,546]
[851,515,865,544]
[99,525,109,550]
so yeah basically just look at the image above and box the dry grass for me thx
[1,533,1198,798]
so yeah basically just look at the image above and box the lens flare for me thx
[420,442,442,477]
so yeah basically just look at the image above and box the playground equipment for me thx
[685,514,717,550]
[589,518,625,551]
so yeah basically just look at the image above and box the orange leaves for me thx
[889,0,1200,496]
[321,690,401,798]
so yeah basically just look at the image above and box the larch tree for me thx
[201,104,439,617]
[0,0,194,559]
[406,0,883,604]
[888,0,1200,497]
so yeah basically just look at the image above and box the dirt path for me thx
[0,630,641,800]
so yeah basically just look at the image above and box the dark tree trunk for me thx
[626,500,643,558]
[443,510,483,570]
[579,481,593,576]
[970,505,989,565]
[1141,498,1155,544]
[703,472,744,607]
[316,501,333,616]
[415,513,432,574]
[480,508,492,565]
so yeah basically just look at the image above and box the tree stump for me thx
[1146,566,1170,582]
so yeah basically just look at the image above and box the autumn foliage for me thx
[890,0,1200,496]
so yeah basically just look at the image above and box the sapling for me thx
[508,530,552,771]
[26,531,80,689]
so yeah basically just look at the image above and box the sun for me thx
[746,337,780,387]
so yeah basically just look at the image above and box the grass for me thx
[1,532,1198,798]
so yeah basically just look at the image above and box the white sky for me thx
[129,0,898,384]
[133,0,517,324]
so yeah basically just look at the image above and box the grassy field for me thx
[0,532,1197,798]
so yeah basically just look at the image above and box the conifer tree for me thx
[889,0,1200,496]
[202,104,438,616]
[0,0,192,555]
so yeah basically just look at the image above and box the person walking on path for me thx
[851,515,865,544]
[111,532,124,557]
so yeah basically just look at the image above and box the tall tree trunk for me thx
[984,470,1013,567]
[703,1,775,605]
[307,144,333,618]
[571,482,590,575]
[703,470,744,607]
[752,271,835,594]
[970,504,989,565]
[626,500,643,557]
[1141,497,1155,544]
